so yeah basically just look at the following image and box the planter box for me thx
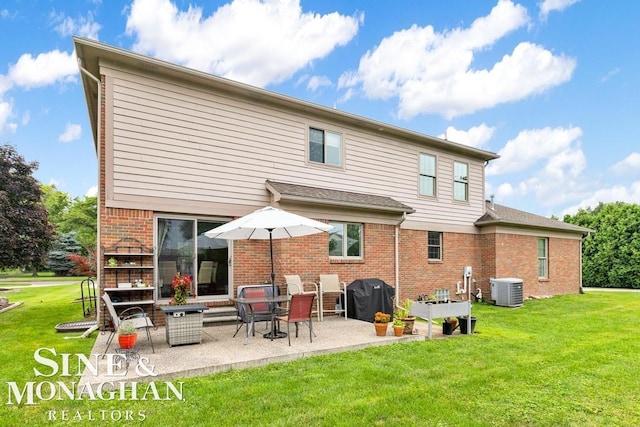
[409,301,471,339]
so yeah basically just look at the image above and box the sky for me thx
[1,0,639,218]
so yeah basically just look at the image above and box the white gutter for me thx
[395,212,407,307]
[78,61,103,323]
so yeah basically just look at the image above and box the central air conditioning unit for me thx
[490,278,524,307]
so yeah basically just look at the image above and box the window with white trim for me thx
[329,222,362,258]
[428,231,442,261]
[453,161,468,201]
[419,153,436,196]
[309,127,342,166]
[538,237,548,278]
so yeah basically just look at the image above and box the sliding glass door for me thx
[156,217,229,300]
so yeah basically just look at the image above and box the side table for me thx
[160,304,208,346]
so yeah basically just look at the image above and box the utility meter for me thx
[464,266,473,277]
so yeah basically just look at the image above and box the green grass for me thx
[1,288,639,426]
[0,273,89,286]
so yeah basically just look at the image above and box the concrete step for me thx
[203,306,238,326]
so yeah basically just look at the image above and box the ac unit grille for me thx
[490,278,524,307]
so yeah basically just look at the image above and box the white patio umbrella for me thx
[204,205,333,296]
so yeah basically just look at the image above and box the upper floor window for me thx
[309,127,342,166]
[538,237,548,278]
[428,231,442,261]
[419,153,436,196]
[453,161,468,201]
[329,222,362,258]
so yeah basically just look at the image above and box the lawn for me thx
[1,286,639,426]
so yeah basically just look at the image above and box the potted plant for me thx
[170,273,192,305]
[396,298,416,335]
[442,317,458,335]
[373,311,391,336]
[392,317,405,337]
[457,315,477,334]
[117,320,137,349]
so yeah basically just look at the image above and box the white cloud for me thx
[486,126,583,175]
[600,67,620,83]
[125,0,362,87]
[85,185,98,198]
[561,182,640,216]
[307,75,332,92]
[59,123,82,142]
[51,11,101,39]
[539,0,580,20]
[439,124,495,149]
[8,50,78,89]
[610,152,640,176]
[339,0,576,120]
[0,98,13,132]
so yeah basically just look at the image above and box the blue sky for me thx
[1,0,639,217]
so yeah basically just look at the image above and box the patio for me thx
[81,317,445,386]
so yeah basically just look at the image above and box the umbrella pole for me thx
[264,229,286,339]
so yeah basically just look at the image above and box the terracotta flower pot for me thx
[374,322,388,336]
[118,333,138,349]
[393,326,404,337]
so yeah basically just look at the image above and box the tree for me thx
[47,231,82,275]
[41,185,97,251]
[0,144,54,270]
[564,202,640,288]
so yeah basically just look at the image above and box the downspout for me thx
[78,61,102,322]
[395,212,407,307]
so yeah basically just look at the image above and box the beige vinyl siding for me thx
[103,64,486,227]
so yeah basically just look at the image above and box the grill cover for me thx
[346,278,395,323]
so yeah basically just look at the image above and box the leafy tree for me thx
[0,144,55,271]
[60,195,97,250]
[41,184,71,227]
[564,202,640,288]
[41,184,96,251]
[47,231,83,275]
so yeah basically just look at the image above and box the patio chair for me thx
[102,292,155,355]
[198,261,217,285]
[319,274,348,321]
[274,293,315,346]
[232,285,278,338]
[284,275,320,321]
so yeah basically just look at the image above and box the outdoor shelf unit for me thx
[101,238,156,330]
[409,300,471,339]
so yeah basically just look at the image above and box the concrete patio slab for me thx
[80,317,452,386]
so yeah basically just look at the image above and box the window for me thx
[328,222,362,258]
[419,153,436,196]
[156,217,229,299]
[538,237,548,278]
[453,161,468,201]
[309,127,342,166]
[428,231,442,260]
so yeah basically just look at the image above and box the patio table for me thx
[231,295,289,345]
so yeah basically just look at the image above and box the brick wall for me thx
[399,230,483,301]
[492,233,581,297]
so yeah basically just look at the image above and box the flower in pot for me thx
[170,273,193,305]
[117,320,137,349]
[397,298,416,335]
[373,311,391,336]
[107,257,118,266]
[392,317,405,337]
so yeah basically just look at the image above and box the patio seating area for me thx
[81,316,446,386]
